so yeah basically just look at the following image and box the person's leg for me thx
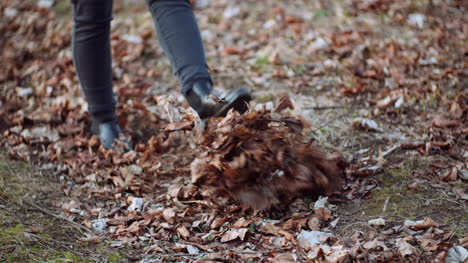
[145,0,251,119]
[145,0,211,95]
[71,0,130,150]
[71,0,116,123]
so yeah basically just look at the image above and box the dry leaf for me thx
[21,126,60,142]
[220,228,248,242]
[446,246,468,263]
[163,121,194,132]
[352,118,383,132]
[273,253,298,263]
[176,225,190,240]
[162,208,176,224]
[432,115,460,128]
[368,218,386,227]
[440,167,458,182]
[297,230,333,249]
[396,238,420,257]
[405,217,439,230]
[362,240,389,250]
[233,217,252,228]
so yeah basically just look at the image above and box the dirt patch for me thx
[0,153,134,262]
[336,154,468,245]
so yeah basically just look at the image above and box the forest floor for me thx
[0,0,467,262]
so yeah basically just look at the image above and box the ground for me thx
[0,0,467,262]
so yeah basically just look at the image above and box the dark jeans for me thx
[71,0,212,122]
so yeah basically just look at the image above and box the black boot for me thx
[91,120,132,150]
[185,80,252,119]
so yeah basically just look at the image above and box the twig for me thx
[382,195,391,213]
[310,119,336,133]
[156,250,277,258]
[303,105,407,110]
[180,200,214,207]
[24,200,92,233]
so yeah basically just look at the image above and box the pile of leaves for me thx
[191,98,343,210]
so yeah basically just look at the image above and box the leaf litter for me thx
[1,0,467,262]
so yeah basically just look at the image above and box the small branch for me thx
[303,105,409,110]
[310,119,336,133]
[24,200,91,233]
[180,200,214,207]
[382,195,391,213]
[155,250,279,258]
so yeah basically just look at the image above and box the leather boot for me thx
[91,120,132,150]
[185,80,252,119]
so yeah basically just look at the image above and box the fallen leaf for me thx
[363,239,389,250]
[307,216,322,231]
[210,217,227,229]
[404,217,439,230]
[368,218,386,227]
[432,115,460,128]
[273,253,298,263]
[233,217,252,228]
[127,197,144,212]
[396,238,420,257]
[21,126,60,142]
[297,230,333,249]
[352,117,383,132]
[223,46,242,55]
[126,221,142,234]
[446,245,468,263]
[258,222,281,236]
[274,93,294,112]
[167,184,183,198]
[220,228,248,242]
[176,225,190,240]
[419,239,440,252]
[163,121,194,132]
[162,208,176,224]
[440,167,458,182]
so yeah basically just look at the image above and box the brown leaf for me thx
[210,217,227,229]
[126,221,142,235]
[142,212,159,226]
[162,208,176,224]
[190,158,211,184]
[314,208,333,222]
[362,240,389,250]
[176,225,190,240]
[223,46,242,55]
[273,253,298,263]
[233,217,252,228]
[167,184,183,198]
[220,228,248,242]
[440,167,458,182]
[412,217,439,230]
[258,222,281,236]
[163,121,194,132]
[396,238,420,257]
[307,216,322,231]
[432,115,460,128]
[419,239,440,252]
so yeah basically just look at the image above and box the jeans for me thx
[71,0,212,122]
